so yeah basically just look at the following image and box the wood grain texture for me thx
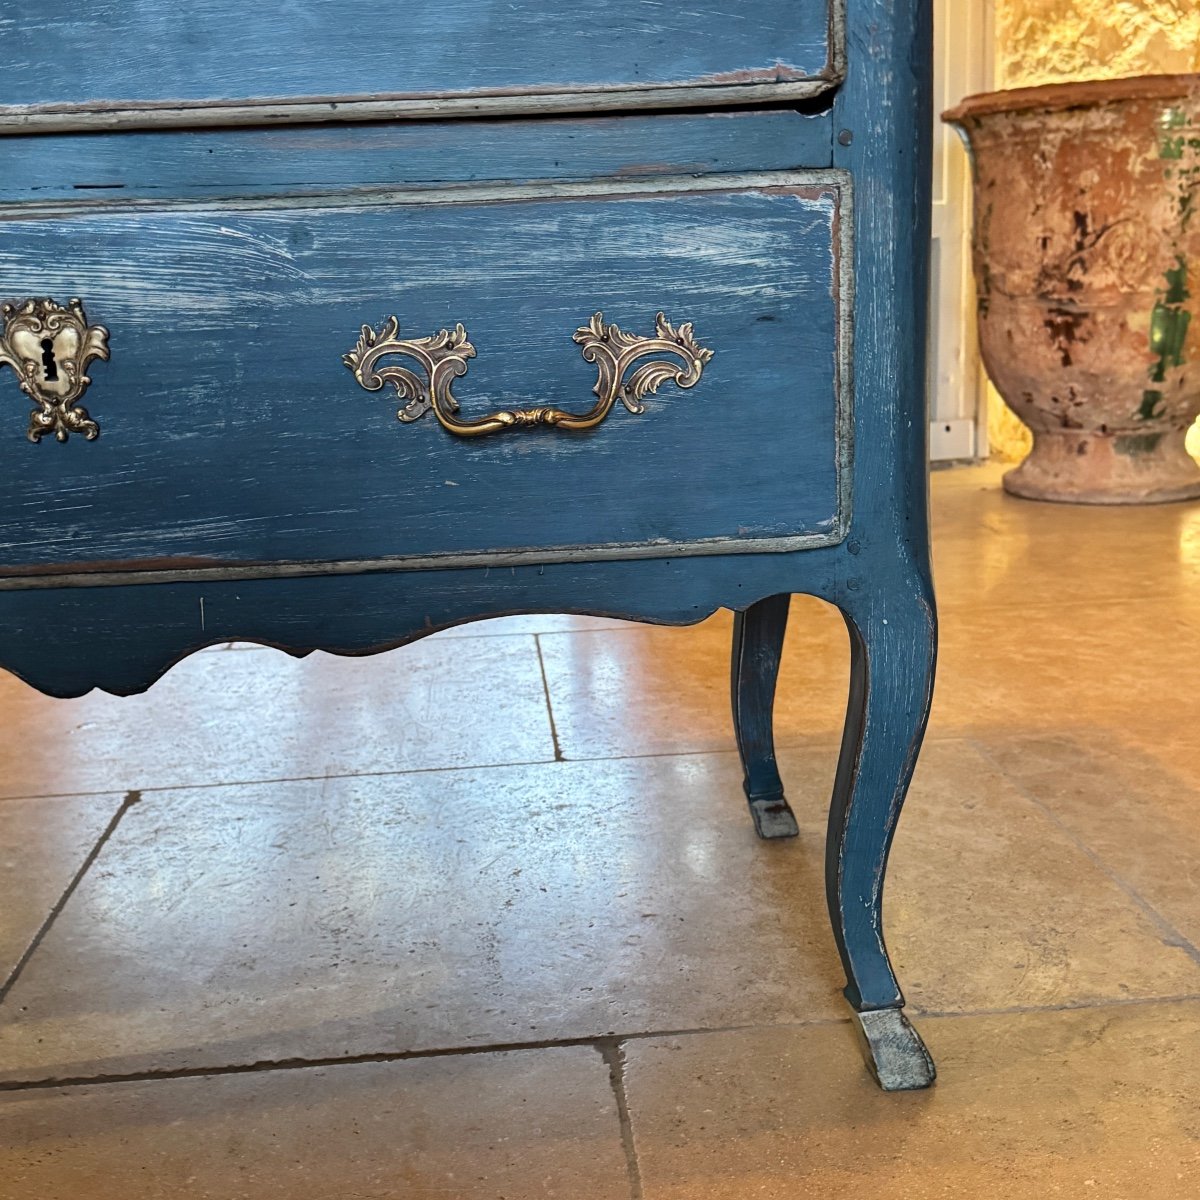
[0,110,833,204]
[0,0,840,127]
[0,174,848,577]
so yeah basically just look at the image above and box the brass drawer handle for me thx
[343,311,713,439]
[0,298,108,443]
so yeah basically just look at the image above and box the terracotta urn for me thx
[944,75,1200,504]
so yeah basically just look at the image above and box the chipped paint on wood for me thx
[0,1,842,134]
[0,0,937,1095]
[0,170,852,578]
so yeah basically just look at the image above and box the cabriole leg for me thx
[828,583,937,1091]
[730,593,799,840]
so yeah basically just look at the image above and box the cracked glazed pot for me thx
[945,74,1200,503]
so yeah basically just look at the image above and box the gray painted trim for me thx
[833,174,855,547]
[829,0,848,81]
[0,530,838,592]
[0,168,854,592]
[0,169,848,217]
[0,77,843,138]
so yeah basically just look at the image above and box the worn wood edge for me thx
[943,71,1200,123]
[0,167,846,220]
[0,77,844,137]
[0,530,844,593]
[834,172,855,538]
[851,1008,936,1092]
[829,0,848,81]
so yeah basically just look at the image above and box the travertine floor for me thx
[2,460,1200,1197]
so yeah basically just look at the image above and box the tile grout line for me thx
[0,733,981,807]
[533,634,565,763]
[0,756,567,805]
[597,1039,644,1200]
[8,991,1200,1094]
[0,1020,851,1094]
[969,737,1200,972]
[911,990,1200,1020]
[0,789,142,1006]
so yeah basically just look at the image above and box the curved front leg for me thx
[730,594,799,840]
[827,579,937,1091]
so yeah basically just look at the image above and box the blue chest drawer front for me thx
[0,1,843,133]
[0,172,850,585]
[0,110,834,204]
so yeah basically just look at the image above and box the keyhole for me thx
[40,338,58,382]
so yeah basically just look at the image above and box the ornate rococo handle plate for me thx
[0,298,109,443]
[343,311,713,438]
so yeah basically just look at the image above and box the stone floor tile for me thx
[928,597,1200,742]
[2,743,1197,1083]
[0,794,126,985]
[930,462,1200,610]
[0,1047,630,1200]
[0,755,844,1082]
[623,1001,1200,1199]
[537,589,1197,759]
[534,465,1200,760]
[981,732,1200,959]
[0,635,556,800]
[537,597,850,759]
[882,741,1200,1013]
[531,461,1200,759]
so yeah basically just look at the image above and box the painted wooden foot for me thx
[746,794,800,840]
[852,1008,936,1091]
[731,594,799,840]
[828,578,937,1089]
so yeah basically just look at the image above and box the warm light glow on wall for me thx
[987,1,1200,463]
[996,0,1200,90]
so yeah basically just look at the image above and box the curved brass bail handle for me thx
[343,311,714,439]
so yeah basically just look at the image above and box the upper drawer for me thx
[0,1,845,134]
[0,120,850,587]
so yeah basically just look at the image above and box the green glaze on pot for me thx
[945,74,1200,503]
[1141,256,1191,421]
[1141,107,1197,425]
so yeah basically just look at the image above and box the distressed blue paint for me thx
[0,110,833,203]
[0,183,845,574]
[0,1,836,112]
[731,593,799,839]
[0,0,938,1092]
[820,0,938,1089]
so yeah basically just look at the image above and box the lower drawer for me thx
[0,168,850,586]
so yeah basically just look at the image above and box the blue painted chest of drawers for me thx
[0,0,936,1090]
